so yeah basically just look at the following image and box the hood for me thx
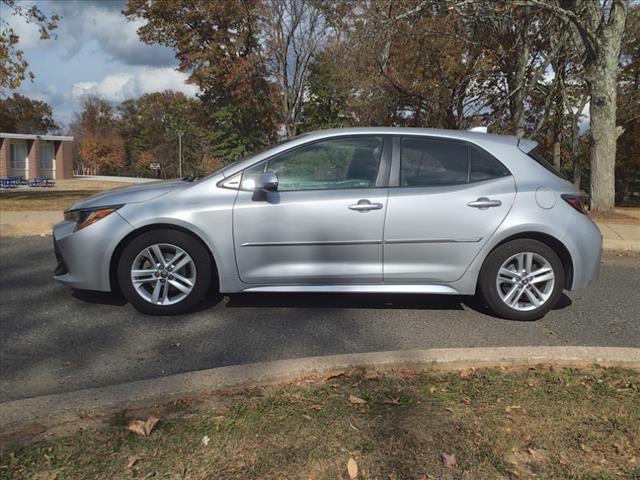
[68,180,189,211]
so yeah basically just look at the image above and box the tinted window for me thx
[469,146,510,182]
[401,138,468,187]
[242,136,383,191]
[528,148,566,179]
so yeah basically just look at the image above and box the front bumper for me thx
[53,211,134,291]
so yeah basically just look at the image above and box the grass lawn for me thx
[1,367,638,479]
[0,179,133,212]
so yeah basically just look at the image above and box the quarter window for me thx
[400,138,468,187]
[242,136,383,191]
[469,146,510,182]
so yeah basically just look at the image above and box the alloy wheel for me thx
[495,251,555,312]
[130,243,197,305]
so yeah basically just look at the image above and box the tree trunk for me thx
[553,141,561,171]
[584,0,628,212]
[586,45,623,211]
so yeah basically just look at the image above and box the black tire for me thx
[478,239,565,321]
[117,229,213,315]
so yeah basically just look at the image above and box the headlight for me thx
[64,206,121,231]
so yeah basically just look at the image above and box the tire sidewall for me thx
[479,239,565,321]
[118,229,212,315]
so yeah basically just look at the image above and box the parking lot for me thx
[1,235,639,403]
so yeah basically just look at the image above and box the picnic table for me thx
[28,177,55,188]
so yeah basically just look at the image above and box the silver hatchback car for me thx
[53,128,602,320]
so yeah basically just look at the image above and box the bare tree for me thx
[264,0,326,138]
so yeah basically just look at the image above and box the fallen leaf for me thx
[383,397,401,405]
[441,452,457,468]
[127,416,159,437]
[349,395,367,405]
[365,371,382,379]
[445,407,454,413]
[126,455,140,469]
[201,435,210,446]
[462,396,471,405]
[325,371,345,381]
[504,405,521,414]
[347,457,358,479]
[429,386,437,394]
[21,423,47,437]
[309,404,323,411]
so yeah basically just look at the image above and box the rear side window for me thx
[470,146,510,182]
[400,138,468,187]
[527,148,566,179]
[400,137,510,187]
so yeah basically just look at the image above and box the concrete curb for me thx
[1,346,639,434]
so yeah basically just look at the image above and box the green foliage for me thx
[299,51,353,133]
[0,93,57,133]
[118,91,204,177]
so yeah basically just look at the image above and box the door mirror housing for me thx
[254,172,278,192]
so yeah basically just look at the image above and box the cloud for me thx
[70,68,199,103]
[7,0,175,67]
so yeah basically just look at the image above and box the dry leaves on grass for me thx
[347,457,358,479]
[126,416,159,437]
[349,395,367,405]
[441,452,457,468]
[383,397,401,405]
[126,455,140,469]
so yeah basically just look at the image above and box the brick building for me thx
[0,133,74,180]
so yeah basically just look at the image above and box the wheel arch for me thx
[109,223,219,294]
[490,231,574,290]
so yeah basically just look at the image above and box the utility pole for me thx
[177,130,184,178]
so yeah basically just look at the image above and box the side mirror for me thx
[254,172,278,192]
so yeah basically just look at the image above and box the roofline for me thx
[0,132,74,142]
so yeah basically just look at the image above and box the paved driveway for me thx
[1,236,638,402]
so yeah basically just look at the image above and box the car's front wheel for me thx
[478,239,565,321]
[118,229,212,315]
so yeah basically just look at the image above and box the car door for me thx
[233,135,391,284]
[383,136,516,283]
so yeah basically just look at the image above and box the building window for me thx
[40,142,55,169]
[10,143,28,170]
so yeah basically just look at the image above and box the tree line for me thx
[1,0,638,209]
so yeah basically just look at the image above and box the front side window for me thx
[242,136,383,191]
[400,138,468,187]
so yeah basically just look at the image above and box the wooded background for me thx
[1,0,638,211]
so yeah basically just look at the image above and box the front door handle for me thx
[348,199,383,212]
[467,197,502,209]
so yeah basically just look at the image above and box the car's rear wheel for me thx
[118,229,212,315]
[478,239,565,321]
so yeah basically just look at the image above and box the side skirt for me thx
[240,285,460,294]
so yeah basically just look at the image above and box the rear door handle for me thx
[349,199,383,212]
[467,197,502,209]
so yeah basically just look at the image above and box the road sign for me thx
[149,162,160,170]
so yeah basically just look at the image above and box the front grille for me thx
[53,238,68,276]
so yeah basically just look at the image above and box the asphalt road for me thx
[1,236,638,403]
